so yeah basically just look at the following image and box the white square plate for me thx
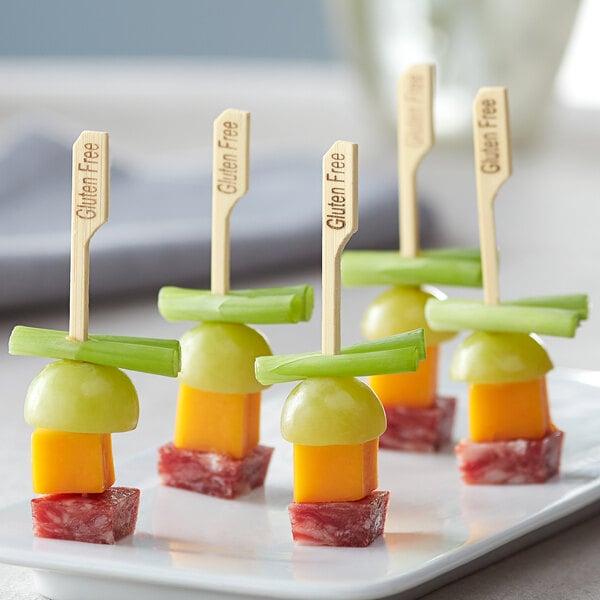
[0,369,599,600]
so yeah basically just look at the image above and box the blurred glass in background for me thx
[334,0,581,143]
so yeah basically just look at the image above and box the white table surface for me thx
[0,59,599,598]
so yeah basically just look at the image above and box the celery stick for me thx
[255,347,420,385]
[158,285,313,324]
[9,326,181,376]
[510,294,589,320]
[421,247,481,261]
[240,285,314,321]
[342,329,426,360]
[341,250,482,287]
[86,333,180,350]
[425,299,581,338]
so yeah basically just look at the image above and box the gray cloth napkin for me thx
[0,133,432,311]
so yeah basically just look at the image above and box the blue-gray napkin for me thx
[0,133,432,311]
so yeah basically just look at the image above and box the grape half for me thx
[451,331,553,384]
[25,360,139,433]
[281,376,386,445]
[179,322,272,394]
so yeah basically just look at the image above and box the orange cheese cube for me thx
[468,377,551,442]
[174,383,260,459]
[293,439,378,503]
[31,428,115,494]
[369,345,438,408]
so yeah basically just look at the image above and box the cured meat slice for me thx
[31,487,140,544]
[456,430,564,484]
[288,490,390,547]
[379,395,456,452]
[158,442,273,499]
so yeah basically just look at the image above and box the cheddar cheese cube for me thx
[369,346,438,408]
[468,377,551,442]
[174,383,260,459]
[32,428,115,494]
[293,439,378,503]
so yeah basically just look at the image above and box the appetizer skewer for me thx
[9,132,181,543]
[157,109,313,499]
[292,142,384,516]
[342,64,482,452]
[425,88,588,484]
[257,141,426,546]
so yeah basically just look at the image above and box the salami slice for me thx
[456,430,564,484]
[379,395,456,452]
[158,442,273,499]
[288,490,390,547]
[31,487,140,544]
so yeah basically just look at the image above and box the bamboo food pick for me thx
[157,107,313,327]
[256,142,427,385]
[10,129,180,377]
[322,141,358,355]
[69,131,109,342]
[423,88,585,339]
[342,64,483,291]
[472,87,512,306]
[398,64,435,258]
[211,109,250,296]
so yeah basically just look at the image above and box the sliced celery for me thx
[255,347,420,385]
[341,249,482,287]
[421,247,481,261]
[248,285,313,322]
[9,326,181,376]
[158,284,313,324]
[510,294,589,320]
[425,299,581,338]
[256,330,425,384]
[342,328,426,360]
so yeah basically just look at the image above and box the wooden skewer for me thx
[69,131,109,342]
[322,141,358,356]
[398,63,435,258]
[211,108,250,296]
[472,87,513,306]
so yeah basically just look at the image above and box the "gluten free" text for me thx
[75,142,100,220]
[215,120,240,194]
[325,153,348,230]
[476,98,501,174]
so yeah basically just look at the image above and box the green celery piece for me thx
[255,347,420,385]
[341,248,482,287]
[420,247,481,260]
[510,294,589,320]
[425,299,581,338]
[256,330,425,384]
[158,284,314,324]
[342,328,426,360]
[9,326,181,376]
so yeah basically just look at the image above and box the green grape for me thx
[25,360,139,433]
[179,322,271,393]
[361,285,455,346]
[451,331,553,384]
[281,377,386,445]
